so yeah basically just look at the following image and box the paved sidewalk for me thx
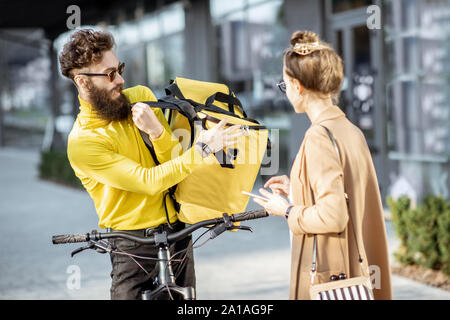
[0,146,449,300]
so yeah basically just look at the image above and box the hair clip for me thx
[293,42,322,56]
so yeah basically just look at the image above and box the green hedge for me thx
[387,195,450,275]
[38,150,83,189]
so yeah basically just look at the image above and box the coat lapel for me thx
[288,107,346,299]
[288,141,307,299]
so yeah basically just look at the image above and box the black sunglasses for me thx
[78,62,125,82]
[277,80,286,93]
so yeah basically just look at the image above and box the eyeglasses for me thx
[277,80,286,93]
[77,62,125,82]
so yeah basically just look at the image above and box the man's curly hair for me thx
[59,29,115,79]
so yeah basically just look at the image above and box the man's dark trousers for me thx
[108,221,195,300]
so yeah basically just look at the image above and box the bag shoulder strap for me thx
[133,103,180,229]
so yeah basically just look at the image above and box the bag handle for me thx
[165,82,248,118]
[310,125,365,284]
[205,91,247,117]
[165,81,185,100]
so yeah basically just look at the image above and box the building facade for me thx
[53,0,450,206]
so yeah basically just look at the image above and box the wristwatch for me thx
[196,142,212,158]
[285,205,294,220]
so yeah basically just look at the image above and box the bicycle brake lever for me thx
[209,223,227,239]
[70,240,111,257]
[228,225,253,232]
[71,242,95,257]
[92,240,112,254]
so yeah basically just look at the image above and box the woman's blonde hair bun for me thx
[290,30,320,46]
[290,31,329,56]
[284,30,344,99]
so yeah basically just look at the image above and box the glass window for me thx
[403,38,417,74]
[210,0,291,173]
[332,0,372,13]
[210,0,247,20]
[353,25,371,68]
[141,3,185,89]
[401,0,417,30]
[249,0,272,5]
[116,22,141,45]
[162,34,185,81]
[146,33,185,89]
[225,10,246,22]
[139,14,161,42]
[248,0,283,24]
[146,42,165,88]
[161,2,185,35]
[211,0,286,83]
[335,30,343,57]
[118,45,146,87]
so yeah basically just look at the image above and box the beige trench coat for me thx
[286,105,392,300]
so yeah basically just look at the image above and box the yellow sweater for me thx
[67,85,206,230]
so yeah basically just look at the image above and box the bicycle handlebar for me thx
[52,233,89,244]
[230,209,268,222]
[52,209,268,245]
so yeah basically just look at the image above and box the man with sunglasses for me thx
[59,29,242,300]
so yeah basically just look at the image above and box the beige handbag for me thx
[309,125,374,300]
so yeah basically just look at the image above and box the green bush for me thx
[436,199,450,275]
[38,150,82,189]
[387,195,415,265]
[387,194,450,276]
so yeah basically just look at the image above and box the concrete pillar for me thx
[48,44,65,151]
[282,0,324,166]
[71,83,79,119]
[0,40,5,147]
[184,0,216,81]
[370,0,389,202]
[282,0,324,37]
[0,95,3,147]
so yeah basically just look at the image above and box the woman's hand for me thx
[264,175,290,197]
[253,188,291,217]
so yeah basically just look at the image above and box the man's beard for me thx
[86,80,130,121]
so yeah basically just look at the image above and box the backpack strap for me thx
[131,103,180,229]
[165,81,185,100]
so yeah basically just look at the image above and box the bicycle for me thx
[52,209,269,300]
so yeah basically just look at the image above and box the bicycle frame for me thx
[141,244,195,300]
[52,210,268,300]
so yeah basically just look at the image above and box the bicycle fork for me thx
[141,245,195,300]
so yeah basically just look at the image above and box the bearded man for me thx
[59,29,241,299]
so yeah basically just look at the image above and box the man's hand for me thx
[197,119,244,154]
[131,103,164,139]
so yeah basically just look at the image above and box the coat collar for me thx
[311,105,346,125]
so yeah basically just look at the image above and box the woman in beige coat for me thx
[253,30,392,300]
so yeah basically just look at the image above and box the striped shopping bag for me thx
[310,276,374,300]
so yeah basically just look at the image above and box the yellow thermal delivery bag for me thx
[137,77,269,224]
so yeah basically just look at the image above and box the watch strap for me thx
[196,141,212,158]
[285,205,294,219]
